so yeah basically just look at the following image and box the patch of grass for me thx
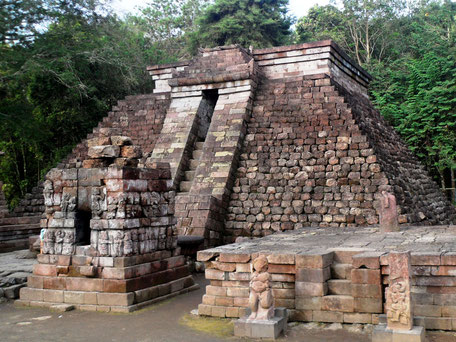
[179,314,234,338]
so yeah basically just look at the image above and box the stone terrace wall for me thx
[337,82,456,225]
[197,244,456,330]
[225,74,390,241]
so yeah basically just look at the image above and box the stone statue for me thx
[113,231,124,257]
[131,229,139,254]
[61,193,76,213]
[62,231,74,255]
[138,228,146,254]
[42,229,55,254]
[379,191,399,232]
[91,188,106,219]
[54,230,65,255]
[248,255,274,321]
[123,231,133,256]
[98,231,110,256]
[43,180,54,207]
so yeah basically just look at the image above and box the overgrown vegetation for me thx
[0,0,455,206]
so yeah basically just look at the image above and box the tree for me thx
[190,0,293,51]
[128,0,210,60]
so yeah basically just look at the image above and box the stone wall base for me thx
[18,251,197,312]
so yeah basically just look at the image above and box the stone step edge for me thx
[16,283,200,313]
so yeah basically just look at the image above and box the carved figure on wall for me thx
[248,255,274,321]
[131,229,139,254]
[145,229,153,253]
[98,231,110,256]
[113,231,124,257]
[42,229,55,254]
[61,193,76,213]
[62,231,75,255]
[387,279,410,325]
[54,230,65,254]
[116,194,126,219]
[138,228,146,254]
[43,180,54,207]
[91,188,106,219]
[379,191,399,232]
[123,231,133,256]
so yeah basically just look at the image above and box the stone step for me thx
[331,263,352,280]
[194,142,204,150]
[189,159,199,170]
[0,223,40,233]
[328,279,352,295]
[185,171,196,181]
[192,150,203,160]
[0,216,40,226]
[179,181,192,193]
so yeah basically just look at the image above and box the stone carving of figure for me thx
[54,230,65,254]
[131,229,139,255]
[387,280,410,325]
[62,231,74,255]
[123,231,133,256]
[113,231,124,257]
[248,255,274,321]
[138,228,146,254]
[116,194,126,219]
[61,193,76,213]
[91,188,106,219]
[379,191,399,232]
[98,231,110,256]
[145,229,153,254]
[43,180,54,207]
[42,229,55,254]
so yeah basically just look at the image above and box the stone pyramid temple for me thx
[10,40,456,325]
[2,40,455,254]
[60,40,455,245]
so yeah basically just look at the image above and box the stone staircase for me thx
[179,141,204,193]
[325,262,354,310]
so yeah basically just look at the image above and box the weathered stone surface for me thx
[386,251,413,331]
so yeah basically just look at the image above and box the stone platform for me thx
[197,225,456,331]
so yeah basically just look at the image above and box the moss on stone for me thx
[179,314,234,338]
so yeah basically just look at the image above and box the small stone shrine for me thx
[234,255,287,339]
[18,135,197,312]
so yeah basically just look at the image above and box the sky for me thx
[112,0,330,18]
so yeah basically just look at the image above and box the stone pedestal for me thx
[234,308,287,340]
[372,324,425,342]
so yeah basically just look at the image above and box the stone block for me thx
[42,289,64,303]
[296,252,333,268]
[372,324,425,342]
[295,281,328,296]
[295,296,322,310]
[296,267,330,282]
[312,310,343,323]
[351,283,382,298]
[351,269,381,284]
[321,295,354,312]
[97,292,134,306]
[354,297,383,313]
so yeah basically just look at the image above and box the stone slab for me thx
[372,324,425,342]
[234,308,288,340]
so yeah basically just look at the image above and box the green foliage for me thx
[190,0,293,51]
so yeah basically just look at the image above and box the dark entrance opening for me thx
[75,210,91,245]
[196,89,219,141]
